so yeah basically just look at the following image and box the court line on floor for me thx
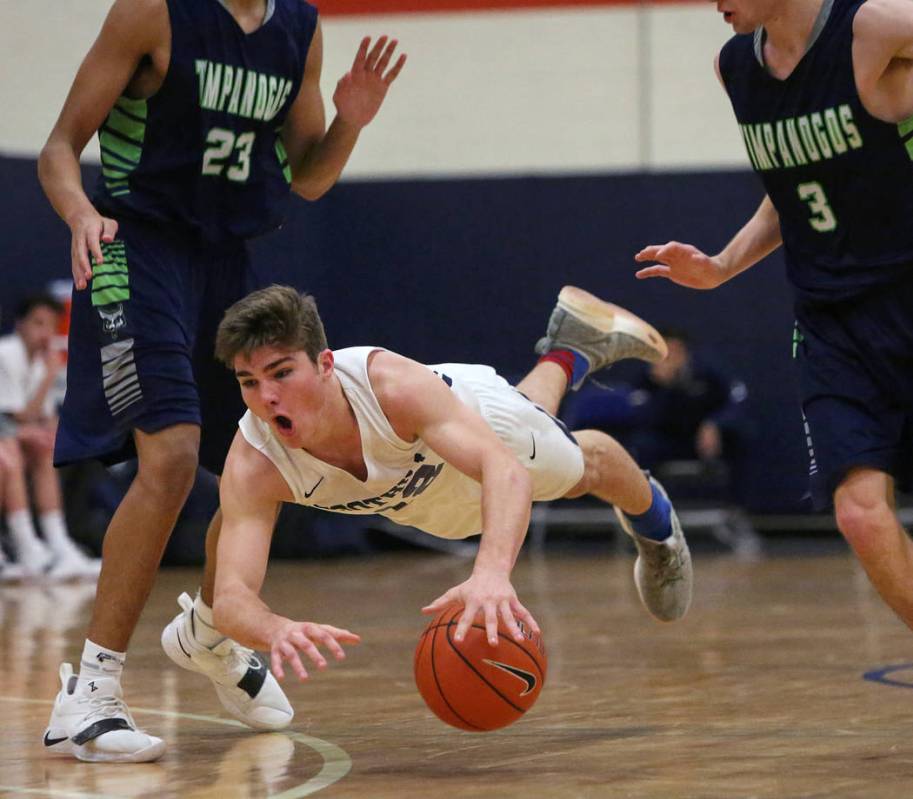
[862,663,913,690]
[0,696,352,799]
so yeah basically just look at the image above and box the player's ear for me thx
[316,348,334,376]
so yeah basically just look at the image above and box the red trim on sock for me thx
[538,350,575,386]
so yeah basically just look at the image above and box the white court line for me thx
[0,696,352,799]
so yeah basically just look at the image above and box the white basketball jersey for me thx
[238,347,584,540]
[239,348,493,538]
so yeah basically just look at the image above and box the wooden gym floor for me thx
[2,548,913,798]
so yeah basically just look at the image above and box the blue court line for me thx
[862,663,913,689]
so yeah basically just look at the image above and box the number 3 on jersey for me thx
[797,181,837,232]
[202,128,255,182]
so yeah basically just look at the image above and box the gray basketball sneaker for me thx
[535,286,668,389]
[614,476,693,622]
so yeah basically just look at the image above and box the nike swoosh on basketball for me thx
[43,732,68,747]
[304,476,324,498]
[482,659,538,695]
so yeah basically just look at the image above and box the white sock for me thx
[192,592,226,648]
[78,639,126,687]
[6,509,41,550]
[39,510,71,551]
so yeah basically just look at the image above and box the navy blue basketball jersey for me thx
[94,0,318,244]
[719,0,913,302]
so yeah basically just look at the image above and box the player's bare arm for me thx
[283,24,406,200]
[634,50,783,289]
[852,0,913,122]
[367,351,537,647]
[38,0,169,290]
[214,432,361,681]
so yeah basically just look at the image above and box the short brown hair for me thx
[215,285,328,367]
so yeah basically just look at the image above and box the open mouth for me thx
[274,415,293,433]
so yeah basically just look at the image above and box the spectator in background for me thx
[623,329,749,475]
[564,328,750,503]
[0,295,100,579]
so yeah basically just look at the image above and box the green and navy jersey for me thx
[719,0,913,303]
[94,0,317,244]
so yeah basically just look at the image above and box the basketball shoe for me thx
[614,475,693,622]
[535,286,668,389]
[161,592,293,730]
[43,663,165,763]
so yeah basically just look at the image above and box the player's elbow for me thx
[291,177,330,202]
[502,456,533,502]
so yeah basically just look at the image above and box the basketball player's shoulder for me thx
[853,0,907,39]
[226,432,290,503]
[104,0,169,43]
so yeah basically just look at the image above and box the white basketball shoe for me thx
[43,663,165,763]
[614,476,693,622]
[161,592,293,730]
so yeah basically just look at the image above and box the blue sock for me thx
[626,481,672,542]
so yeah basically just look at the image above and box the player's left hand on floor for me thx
[268,621,361,682]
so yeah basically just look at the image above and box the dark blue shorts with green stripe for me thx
[54,216,253,474]
[793,268,913,509]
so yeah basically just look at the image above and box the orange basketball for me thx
[414,606,547,732]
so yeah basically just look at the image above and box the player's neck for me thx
[763,0,825,60]
[303,379,368,480]
[220,0,269,32]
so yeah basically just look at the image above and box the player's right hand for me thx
[634,241,727,290]
[68,210,119,290]
[268,620,361,682]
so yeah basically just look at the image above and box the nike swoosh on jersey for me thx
[304,476,324,498]
[529,433,536,460]
[482,658,538,695]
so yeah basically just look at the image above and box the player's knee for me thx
[137,437,199,500]
[834,492,895,553]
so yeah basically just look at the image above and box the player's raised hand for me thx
[268,620,361,682]
[422,571,540,647]
[334,36,407,129]
[635,241,727,290]
[68,209,119,290]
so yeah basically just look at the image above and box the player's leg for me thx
[796,286,913,631]
[564,429,692,621]
[834,469,913,628]
[43,422,198,763]
[45,220,204,762]
[161,247,293,731]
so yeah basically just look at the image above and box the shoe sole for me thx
[44,728,166,763]
[557,286,668,363]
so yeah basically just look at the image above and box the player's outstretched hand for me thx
[68,209,119,291]
[268,620,361,682]
[422,571,540,648]
[334,36,407,129]
[635,241,727,290]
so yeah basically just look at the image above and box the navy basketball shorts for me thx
[54,217,252,474]
[794,272,913,509]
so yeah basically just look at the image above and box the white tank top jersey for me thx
[238,347,584,540]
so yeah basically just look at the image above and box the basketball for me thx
[414,606,547,732]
